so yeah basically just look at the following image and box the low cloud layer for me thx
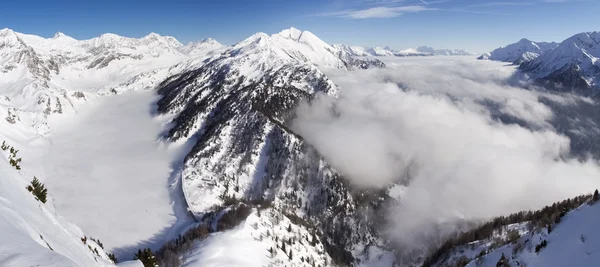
[292,57,600,249]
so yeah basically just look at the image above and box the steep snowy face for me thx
[154,28,390,266]
[478,38,559,63]
[520,32,600,92]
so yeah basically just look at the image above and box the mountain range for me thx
[479,32,600,93]
[2,25,600,267]
[333,44,474,57]
[0,26,391,267]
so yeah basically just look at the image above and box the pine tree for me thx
[281,240,286,252]
[134,248,158,267]
[496,253,509,267]
[287,223,292,232]
[289,249,293,260]
[108,253,118,264]
[310,231,317,246]
[593,189,599,203]
[27,177,47,203]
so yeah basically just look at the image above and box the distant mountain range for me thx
[333,44,475,57]
[479,32,600,93]
[477,38,559,64]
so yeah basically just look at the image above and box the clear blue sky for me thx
[1,0,598,53]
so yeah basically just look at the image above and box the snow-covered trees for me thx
[26,177,47,203]
[2,141,22,170]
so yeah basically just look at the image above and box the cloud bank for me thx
[291,57,600,250]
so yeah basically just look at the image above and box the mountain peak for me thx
[52,32,66,39]
[0,28,15,36]
[143,32,162,39]
[276,27,303,41]
[518,38,532,43]
[97,32,123,41]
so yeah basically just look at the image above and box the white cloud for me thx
[291,57,600,251]
[320,5,434,19]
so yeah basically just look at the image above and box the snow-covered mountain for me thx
[415,46,474,56]
[520,31,600,92]
[178,38,225,56]
[154,27,390,266]
[333,44,474,57]
[5,24,600,267]
[0,27,189,135]
[477,38,559,64]
[0,27,389,267]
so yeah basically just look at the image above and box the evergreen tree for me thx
[134,248,158,267]
[496,253,509,267]
[593,189,599,203]
[26,177,47,203]
[108,253,118,264]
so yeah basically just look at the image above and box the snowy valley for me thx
[2,24,600,267]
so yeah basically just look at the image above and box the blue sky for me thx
[1,0,598,53]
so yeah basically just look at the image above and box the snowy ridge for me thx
[432,198,600,267]
[520,31,600,92]
[333,43,475,57]
[477,38,559,64]
[154,27,390,266]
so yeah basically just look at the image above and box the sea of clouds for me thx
[291,56,600,251]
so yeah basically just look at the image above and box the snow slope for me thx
[181,208,332,267]
[478,38,559,64]
[0,134,115,266]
